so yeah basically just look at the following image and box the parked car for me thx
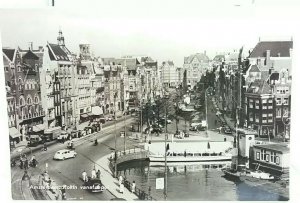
[53,149,77,160]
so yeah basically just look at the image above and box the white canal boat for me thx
[146,141,234,163]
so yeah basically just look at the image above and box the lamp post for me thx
[114,92,117,178]
[163,91,168,201]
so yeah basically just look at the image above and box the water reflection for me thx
[117,161,286,201]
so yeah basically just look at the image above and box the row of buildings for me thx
[4,30,187,146]
[213,39,292,139]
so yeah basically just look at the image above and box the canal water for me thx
[117,161,288,201]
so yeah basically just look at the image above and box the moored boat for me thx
[149,152,232,162]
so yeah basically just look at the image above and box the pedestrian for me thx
[20,159,23,169]
[96,169,101,180]
[131,181,136,193]
[119,181,124,194]
[91,168,96,179]
[224,137,227,142]
[119,175,123,187]
[82,170,88,182]
[24,159,29,170]
[62,136,65,144]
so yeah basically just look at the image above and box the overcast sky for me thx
[0,0,299,65]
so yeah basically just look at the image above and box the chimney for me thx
[204,50,207,56]
[277,53,281,57]
[38,46,44,52]
[266,50,270,67]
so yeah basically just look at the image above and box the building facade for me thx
[46,30,77,130]
[183,52,210,89]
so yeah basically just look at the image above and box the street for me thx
[11,117,139,200]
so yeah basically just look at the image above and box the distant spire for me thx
[57,28,65,46]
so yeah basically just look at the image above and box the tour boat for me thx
[148,151,233,162]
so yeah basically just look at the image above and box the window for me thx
[249,99,254,108]
[5,66,9,72]
[247,111,253,121]
[256,152,260,160]
[255,100,260,109]
[19,97,24,106]
[27,97,32,105]
[17,65,21,72]
[255,114,260,123]
[276,98,281,105]
[265,154,269,162]
[283,98,288,105]
[270,151,276,163]
[276,108,281,117]
[261,149,267,161]
[268,99,273,104]
[34,96,39,104]
[275,156,280,165]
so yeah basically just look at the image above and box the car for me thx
[82,178,105,193]
[190,122,201,127]
[53,149,77,160]
[224,127,232,134]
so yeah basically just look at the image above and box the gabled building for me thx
[183,52,210,89]
[248,40,293,79]
[3,46,46,145]
[161,60,180,88]
[3,48,21,146]
[45,30,77,130]
[101,58,123,117]
[245,79,274,137]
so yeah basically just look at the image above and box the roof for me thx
[254,143,289,153]
[48,43,70,61]
[261,70,270,81]
[162,61,174,66]
[249,41,293,58]
[269,72,280,81]
[184,53,210,64]
[248,65,260,73]
[246,79,272,95]
[3,48,15,61]
[213,55,225,62]
[22,50,39,60]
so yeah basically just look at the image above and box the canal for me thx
[117,161,288,201]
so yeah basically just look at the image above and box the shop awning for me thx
[44,126,61,134]
[80,113,88,118]
[9,127,21,138]
[77,122,90,131]
[91,106,103,116]
[32,124,45,132]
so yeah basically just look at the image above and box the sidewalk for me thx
[96,154,139,201]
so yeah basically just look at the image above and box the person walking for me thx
[82,170,88,182]
[131,181,136,193]
[24,159,29,170]
[118,175,123,187]
[119,181,124,194]
[96,169,101,180]
[91,168,96,179]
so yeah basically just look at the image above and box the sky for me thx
[0,0,299,65]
